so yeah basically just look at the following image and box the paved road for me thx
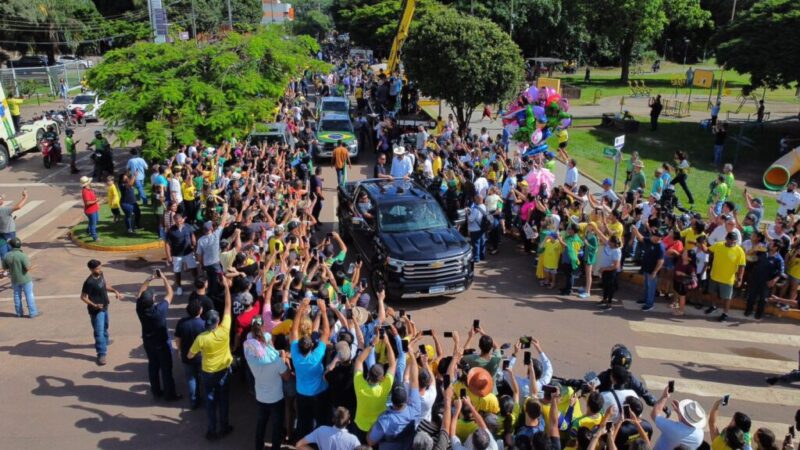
[0,125,797,449]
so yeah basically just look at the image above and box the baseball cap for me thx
[650,192,661,201]
[602,178,612,186]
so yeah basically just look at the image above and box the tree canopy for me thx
[713,0,800,90]
[87,26,327,160]
[403,9,524,131]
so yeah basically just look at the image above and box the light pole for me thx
[509,0,514,35]
[683,38,690,65]
[190,0,198,44]
[662,38,670,59]
[226,0,233,28]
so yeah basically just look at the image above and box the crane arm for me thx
[387,0,417,75]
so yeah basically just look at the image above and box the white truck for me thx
[0,84,57,169]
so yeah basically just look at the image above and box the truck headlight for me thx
[348,141,358,150]
[461,250,473,267]
[386,257,405,272]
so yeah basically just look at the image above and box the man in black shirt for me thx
[310,167,324,222]
[648,95,663,131]
[80,259,123,366]
[188,276,216,318]
[165,212,197,296]
[175,299,206,409]
[373,153,392,180]
[135,270,181,401]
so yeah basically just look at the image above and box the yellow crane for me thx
[386,0,416,75]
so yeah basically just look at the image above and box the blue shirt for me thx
[291,339,328,396]
[127,157,148,181]
[390,156,413,178]
[368,388,422,450]
[174,316,205,364]
[653,416,704,450]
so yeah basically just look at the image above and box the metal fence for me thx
[0,61,91,101]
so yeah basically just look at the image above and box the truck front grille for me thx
[403,257,464,280]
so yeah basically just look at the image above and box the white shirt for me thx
[422,158,434,178]
[474,177,489,199]
[175,152,187,166]
[390,155,413,178]
[303,426,361,450]
[168,178,183,204]
[777,190,800,216]
[707,226,741,246]
[600,389,639,420]
[565,166,579,186]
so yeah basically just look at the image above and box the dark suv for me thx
[9,56,49,68]
[337,179,473,300]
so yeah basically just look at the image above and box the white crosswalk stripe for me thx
[17,200,80,241]
[11,200,44,221]
[629,321,797,432]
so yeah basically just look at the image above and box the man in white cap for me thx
[390,146,412,179]
[650,384,706,450]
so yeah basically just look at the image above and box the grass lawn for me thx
[72,203,161,247]
[556,117,792,219]
[555,62,799,106]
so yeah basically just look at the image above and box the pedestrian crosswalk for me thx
[629,319,797,432]
[17,200,80,241]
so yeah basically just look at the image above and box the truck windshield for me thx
[320,120,353,132]
[378,201,449,233]
[323,101,348,113]
[72,95,94,104]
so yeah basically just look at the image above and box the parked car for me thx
[337,179,473,300]
[67,92,105,121]
[246,122,295,150]
[56,55,93,69]
[8,55,50,69]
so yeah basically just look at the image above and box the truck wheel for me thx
[0,144,9,170]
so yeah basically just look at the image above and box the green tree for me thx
[403,9,524,131]
[0,0,102,62]
[86,27,327,160]
[713,0,800,90]
[167,0,262,36]
[291,10,334,39]
[590,0,709,82]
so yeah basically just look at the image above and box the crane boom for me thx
[386,0,416,75]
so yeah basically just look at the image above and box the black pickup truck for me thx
[337,179,473,301]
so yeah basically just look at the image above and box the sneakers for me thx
[600,303,612,310]
[718,313,729,322]
[578,292,589,299]
[778,303,790,312]
[704,305,718,314]
[765,376,779,385]
[641,305,655,312]
[97,355,107,366]
[175,287,183,296]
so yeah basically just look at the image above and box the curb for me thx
[617,271,800,321]
[69,231,163,252]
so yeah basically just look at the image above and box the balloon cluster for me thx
[502,85,572,157]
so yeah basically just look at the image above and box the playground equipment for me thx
[662,98,690,117]
[764,146,800,191]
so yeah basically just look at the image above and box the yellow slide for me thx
[763,147,800,191]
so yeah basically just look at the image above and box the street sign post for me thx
[603,134,625,191]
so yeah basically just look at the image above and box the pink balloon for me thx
[558,98,570,112]
[526,86,540,102]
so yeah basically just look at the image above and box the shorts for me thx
[558,141,568,149]
[545,268,558,275]
[110,207,121,217]
[708,279,734,300]
[173,254,198,273]
[673,281,688,296]
[788,274,800,284]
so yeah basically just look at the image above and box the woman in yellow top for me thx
[708,398,748,450]
[181,171,197,224]
[106,176,122,223]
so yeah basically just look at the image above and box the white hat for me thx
[678,399,707,429]
[393,146,406,156]
[79,176,92,187]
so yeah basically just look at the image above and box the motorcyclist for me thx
[64,129,79,174]
[597,344,657,407]
[42,125,62,161]
[87,130,113,180]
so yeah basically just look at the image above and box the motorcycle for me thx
[44,110,65,133]
[40,139,62,169]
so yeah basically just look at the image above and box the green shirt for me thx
[629,171,646,192]
[91,137,109,152]
[723,173,735,194]
[584,233,598,265]
[562,233,583,270]
[2,248,32,285]
[65,136,76,155]
[712,182,728,202]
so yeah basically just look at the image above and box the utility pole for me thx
[226,0,233,28]
[509,0,514,35]
[190,0,198,44]
[730,0,737,22]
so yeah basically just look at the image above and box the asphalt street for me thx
[0,120,797,449]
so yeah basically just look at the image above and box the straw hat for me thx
[678,399,707,429]
[79,176,92,187]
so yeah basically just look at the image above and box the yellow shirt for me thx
[456,419,479,442]
[606,221,624,239]
[712,433,734,450]
[432,157,443,177]
[189,314,233,373]
[557,129,569,144]
[571,413,603,431]
[107,184,121,209]
[353,371,395,431]
[542,239,562,270]
[181,181,196,201]
[8,98,23,116]
[680,228,704,250]
[452,380,499,414]
[271,319,292,336]
[787,254,800,280]
[709,242,746,285]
